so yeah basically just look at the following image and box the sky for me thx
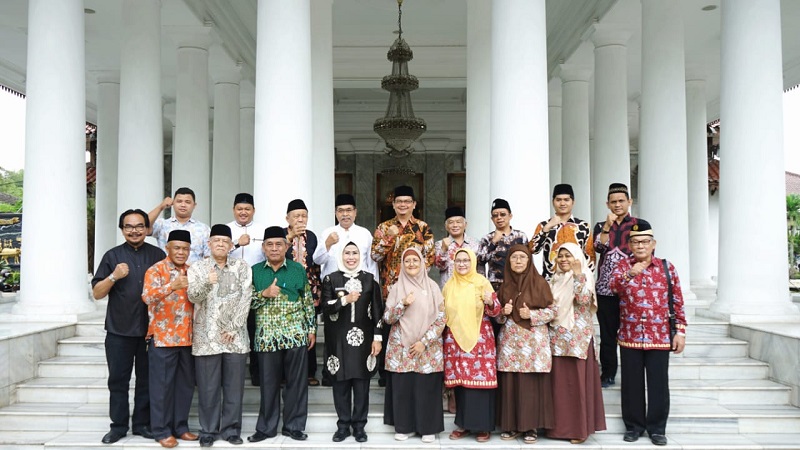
[0,88,799,174]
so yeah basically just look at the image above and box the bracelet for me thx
[601,228,610,234]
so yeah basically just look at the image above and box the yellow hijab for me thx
[442,248,494,353]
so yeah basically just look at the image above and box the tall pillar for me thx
[591,27,631,224]
[548,78,562,190]
[490,0,549,230]
[240,101,255,194]
[311,0,334,230]
[117,0,162,219]
[15,0,94,316]
[211,70,241,224]
[253,0,312,226]
[685,78,714,288]
[93,72,120,271]
[638,0,693,297]
[714,0,799,320]
[560,65,592,221]
[171,29,211,223]
[466,0,492,235]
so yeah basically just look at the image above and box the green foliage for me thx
[0,167,23,213]
[787,195,800,275]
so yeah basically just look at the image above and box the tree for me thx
[0,167,23,213]
[787,194,800,275]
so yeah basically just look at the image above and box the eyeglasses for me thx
[122,224,146,232]
[509,254,529,261]
[394,199,414,205]
[336,207,355,214]
[629,239,653,247]
[454,258,471,265]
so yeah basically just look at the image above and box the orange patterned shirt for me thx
[142,258,193,347]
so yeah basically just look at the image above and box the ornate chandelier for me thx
[374,0,426,158]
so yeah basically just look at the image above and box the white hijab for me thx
[549,242,596,331]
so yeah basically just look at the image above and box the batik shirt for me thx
[549,274,595,359]
[152,216,210,264]
[592,214,643,296]
[476,229,528,284]
[433,234,483,288]
[383,300,446,374]
[142,258,193,347]
[530,217,595,281]
[371,216,435,298]
[285,229,321,306]
[250,259,316,352]
[187,257,252,356]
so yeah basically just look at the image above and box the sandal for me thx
[500,431,521,440]
[523,430,538,444]
[449,429,470,440]
[307,377,320,386]
[475,432,491,442]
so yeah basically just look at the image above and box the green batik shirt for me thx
[250,259,316,352]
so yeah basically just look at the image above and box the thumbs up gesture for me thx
[171,269,189,291]
[262,278,281,298]
[519,303,531,320]
[503,299,513,315]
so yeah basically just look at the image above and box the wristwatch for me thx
[108,274,117,283]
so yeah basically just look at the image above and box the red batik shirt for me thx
[142,258,193,347]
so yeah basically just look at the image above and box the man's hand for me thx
[441,237,451,252]
[409,341,425,357]
[238,234,250,247]
[519,303,531,320]
[112,263,129,281]
[160,196,173,210]
[307,333,316,350]
[503,299,513,315]
[629,261,651,277]
[171,274,189,291]
[491,231,504,244]
[387,225,400,237]
[371,341,382,356]
[220,331,235,345]
[672,334,686,354]
[262,278,281,298]
[325,231,339,250]
[543,215,562,232]
[208,271,218,284]
[605,213,618,228]
[403,291,416,306]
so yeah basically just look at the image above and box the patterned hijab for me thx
[386,247,444,348]
[549,242,597,331]
[499,244,554,330]
[442,248,494,353]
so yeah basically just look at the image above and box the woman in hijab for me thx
[442,248,501,443]
[321,242,384,443]
[547,243,606,444]
[496,244,557,444]
[383,247,446,443]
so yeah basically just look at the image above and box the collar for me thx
[123,241,146,252]
[393,215,417,227]
[264,258,288,271]
[232,220,254,228]
[167,216,196,224]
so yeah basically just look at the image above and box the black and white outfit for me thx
[322,245,384,437]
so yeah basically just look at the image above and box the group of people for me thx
[92,181,687,447]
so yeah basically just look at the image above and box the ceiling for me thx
[0,0,799,148]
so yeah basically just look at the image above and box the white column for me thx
[591,27,631,223]
[560,65,592,220]
[638,0,693,297]
[93,72,120,271]
[117,0,162,220]
[466,0,492,235]
[240,101,255,194]
[171,30,211,224]
[490,0,549,229]
[211,71,241,224]
[15,0,94,316]
[254,0,312,226]
[714,0,799,320]
[548,79,562,189]
[311,0,334,230]
[685,78,714,288]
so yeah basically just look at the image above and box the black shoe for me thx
[650,434,668,446]
[248,431,274,443]
[353,428,368,443]
[199,436,214,447]
[131,427,153,439]
[226,436,244,445]
[101,431,126,444]
[378,377,387,387]
[282,429,308,441]
[332,428,351,442]
[623,430,643,442]
[601,377,615,388]
[321,378,333,387]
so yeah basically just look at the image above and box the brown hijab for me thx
[499,244,554,330]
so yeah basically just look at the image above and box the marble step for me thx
[2,402,799,434]
[3,431,800,449]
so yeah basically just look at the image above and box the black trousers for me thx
[148,343,195,440]
[597,294,621,380]
[255,346,308,435]
[105,332,149,434]
[620,347,670,436]
[195,353,247,440]
[332,378,371,431]
[247,310,259,383]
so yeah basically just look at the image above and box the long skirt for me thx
[497,371,553,432]
[547,344,607,440]
[384,371,445,435]
[454,386,496,433]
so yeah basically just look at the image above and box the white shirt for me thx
[313,223,379,282]
[227,220,267,267]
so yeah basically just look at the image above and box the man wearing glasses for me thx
[314,194,379,281]
[434,206,483,288]
[92,209,166,444]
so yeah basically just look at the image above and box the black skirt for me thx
[454,386,496,433]
[383,371,445,435]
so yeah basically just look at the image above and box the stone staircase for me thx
[1,301,800,449]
